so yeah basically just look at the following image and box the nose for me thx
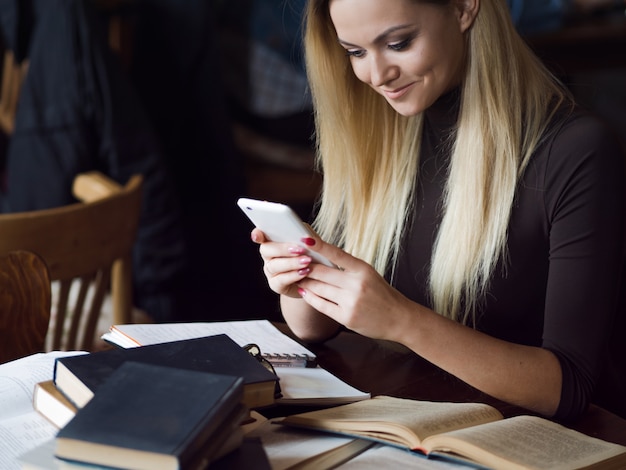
[369,53,397,87]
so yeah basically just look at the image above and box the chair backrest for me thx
[0,172,143,351]
[0,250,51,364]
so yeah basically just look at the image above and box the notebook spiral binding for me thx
[264,353,317,368]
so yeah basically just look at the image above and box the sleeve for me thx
[76,0,188,318]
[541,113,625,422]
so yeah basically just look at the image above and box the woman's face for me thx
[329,0,472,116]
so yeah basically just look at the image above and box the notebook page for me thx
[102,319,316,365]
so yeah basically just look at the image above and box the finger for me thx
[268,267,315,298]
[300,235,357,272]
[259,241,309,264]
[251,228,267,244]
[297,281,341,319]
[265,255,312,278]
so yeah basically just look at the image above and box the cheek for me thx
[349,59,370,84]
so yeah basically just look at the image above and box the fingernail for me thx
[301,237,316,246]
[289,246,306,255]
[251,232,258,243]
[299,256,311,265]
[298,268,311,276]
[298,287,306,297]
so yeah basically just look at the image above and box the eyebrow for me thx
[338,24,414,48]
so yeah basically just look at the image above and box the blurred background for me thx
[0,0,623,327]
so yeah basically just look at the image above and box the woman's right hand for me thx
[251,228,313,298]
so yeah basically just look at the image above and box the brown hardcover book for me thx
[278,396,626,470]
[53,334,278,410]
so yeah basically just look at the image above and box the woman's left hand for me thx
[295,235,415,342]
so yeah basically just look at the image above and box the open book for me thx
[102,320,370,406]
[0,351,86,470]
[277,396,626,470]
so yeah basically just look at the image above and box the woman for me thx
[251,0,625,422]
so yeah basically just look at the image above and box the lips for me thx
[382,82,415,100]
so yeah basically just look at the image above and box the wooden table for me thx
[275,324,626,447]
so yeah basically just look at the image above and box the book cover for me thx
[53,334,278,410]
[55,361,245,470]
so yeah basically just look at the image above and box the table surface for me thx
[275,323,626,447]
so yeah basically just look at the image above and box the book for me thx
[336,443,464,469]
[247,418,375,470]
[102,319,317,367]
[101,320,371,405]
[33,381,77,429]
[277,395,626,470]
[21,414,246,470]
[55,361,245,470]
[209,437,272,470]
[0,351,87,470]
[275,367,370,406]
[53,334,278,410]
[19,439,116,469]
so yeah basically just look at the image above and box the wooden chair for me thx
[0,250,51,363]
[0,171,143,352]
[0,50,29,135]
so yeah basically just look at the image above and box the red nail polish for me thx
[298,287,306,297]
[302,237,316,246]
[298,268,311,276]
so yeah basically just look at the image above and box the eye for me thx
[345,48,366,59]
[388,38,412,51]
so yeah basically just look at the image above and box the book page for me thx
[248,420,371,470]
[281,396,503,449]
[0,351,86,470]
[103,320,316,361]
[339,444,469,469]
[276,367,370,405]
[423,415,626,470]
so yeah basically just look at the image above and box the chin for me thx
[388,102,424,117]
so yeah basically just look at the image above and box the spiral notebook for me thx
[102,319,316,367]
[101,320,370,406]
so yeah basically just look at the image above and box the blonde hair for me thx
[305,0,570,323]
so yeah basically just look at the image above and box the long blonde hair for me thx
[305,0,570,323]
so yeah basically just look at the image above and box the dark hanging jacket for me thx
[0,0,187,318]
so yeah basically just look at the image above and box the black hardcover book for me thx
[53,334,278,410]
[55,361,244,470]
[210,437,272,470]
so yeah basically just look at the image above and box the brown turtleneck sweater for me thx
[392,89,626,422]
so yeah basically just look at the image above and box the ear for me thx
[456,0,480,33]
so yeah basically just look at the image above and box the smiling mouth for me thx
[382,83,415,100]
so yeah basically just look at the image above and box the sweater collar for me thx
[423,87,461,135]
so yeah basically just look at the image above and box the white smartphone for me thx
[237,197,337,268]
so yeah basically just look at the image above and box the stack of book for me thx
[54,361,247,469]
[32,334,279,469]
[99,319,371,406]
[52,334,279,411]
